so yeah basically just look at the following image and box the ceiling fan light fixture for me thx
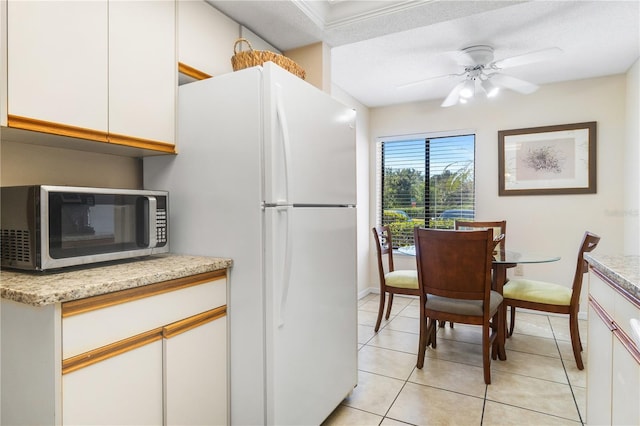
[459,79,475,98]
[482,79,500,98]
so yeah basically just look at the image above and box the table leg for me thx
[492,264,513,361]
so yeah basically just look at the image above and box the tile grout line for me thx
[547,316,586,426]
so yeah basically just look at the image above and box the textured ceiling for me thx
[208,0,640,107]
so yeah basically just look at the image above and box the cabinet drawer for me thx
[589,268,617,314]
[613,289,640,344]
[62,271,226,359]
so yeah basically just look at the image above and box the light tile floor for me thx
[323,294,588,425]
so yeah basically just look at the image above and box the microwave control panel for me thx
[156,208,167,245]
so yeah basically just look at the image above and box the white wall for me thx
[625,59,640,255]
[367,74,629,310]
[332,84,371,298]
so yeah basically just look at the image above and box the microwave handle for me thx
[147,196,158,248]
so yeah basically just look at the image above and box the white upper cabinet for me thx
[4,0,176,154]
[109,0,176,146]
[7,0,109,134]
[178,0,238,79]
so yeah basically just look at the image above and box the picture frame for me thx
[498,122,596,196]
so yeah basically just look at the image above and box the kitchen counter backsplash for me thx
[585,253,640,301]
[0,254,232,306]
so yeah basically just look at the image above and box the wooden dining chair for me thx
[414,227,503,384]
[503,231,600,370]
[455,220,507,252]
[442,220,506,330]
[372,225,420,332]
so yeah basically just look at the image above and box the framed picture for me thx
[498,122,596,196]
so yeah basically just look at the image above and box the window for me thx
[377,133,475,247]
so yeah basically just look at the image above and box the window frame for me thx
[376,130,476,247]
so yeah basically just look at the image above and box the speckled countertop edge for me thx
[585,253,640,301]
[0,254,233,307]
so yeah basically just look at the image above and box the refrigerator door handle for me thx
[276,204,294,327]
[275,84,293,205]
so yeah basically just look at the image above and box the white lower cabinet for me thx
[63,340,164,425]
[1,270,228,426]
[587,268,640,425]
[586,299,614,425]
[611,333,640,425]
[165,314,228,425]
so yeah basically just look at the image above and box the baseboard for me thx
[358,287,376,300]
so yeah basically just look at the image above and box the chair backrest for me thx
[455,220,507,252]
[414,228,494,304]
[570,231,601,307]
[372,225,395,276]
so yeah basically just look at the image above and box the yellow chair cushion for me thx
[385,270,419,289]
[503,278,572,306]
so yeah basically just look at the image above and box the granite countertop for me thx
[0,254,233,307]
[585,253,640,301]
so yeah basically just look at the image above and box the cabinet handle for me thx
[588,297,617,331]
[8,114,108,142]
[62,328,163,374]
[614,327,640,364]
[162,306,227,339]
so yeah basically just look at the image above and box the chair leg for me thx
[417,313,428,369]
[508,305,516,337]
[569,312,584,370]
[483,323,492,385]
[374,292,386,332]
[438,320,455,328]
[385,293,394,320]
[429,318,438,349]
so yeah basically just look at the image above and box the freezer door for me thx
[263,63,356,206]
[264,206,357,425]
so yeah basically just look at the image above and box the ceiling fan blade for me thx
[441,81,466,107]
[397,73,459,89]
[490,73,539,94]
[493,47,562,69]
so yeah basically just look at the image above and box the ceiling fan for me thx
[399,45,563,107]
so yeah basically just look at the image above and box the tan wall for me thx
[624,59,640,255]
[284,42,331,92]
[0,140,142,189]
[369,74,628,310]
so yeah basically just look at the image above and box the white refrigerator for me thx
[144,62,357,425]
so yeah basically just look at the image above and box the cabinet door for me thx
[178,0,237,78]
[586,300,614,425]
[108,0,175,145]
[7,0,108,132]
[62,338,163,426]
[164,309,228,426]
[611,333,640,425]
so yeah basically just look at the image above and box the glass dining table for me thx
[397,245,560,360]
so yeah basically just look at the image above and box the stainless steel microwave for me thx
[0,185,169,271]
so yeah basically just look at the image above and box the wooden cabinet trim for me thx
[178,62,212,80]
[589,297,617,331]
[8,114,108,143]
[163,306,226,339]
[107,132,176,154]
[62,270,227,317]
[7,114,177,154]
[590,295,640,364]
[614,327,640,364]
[62,327,163,375]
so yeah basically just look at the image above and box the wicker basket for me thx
[231,38,306,80]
